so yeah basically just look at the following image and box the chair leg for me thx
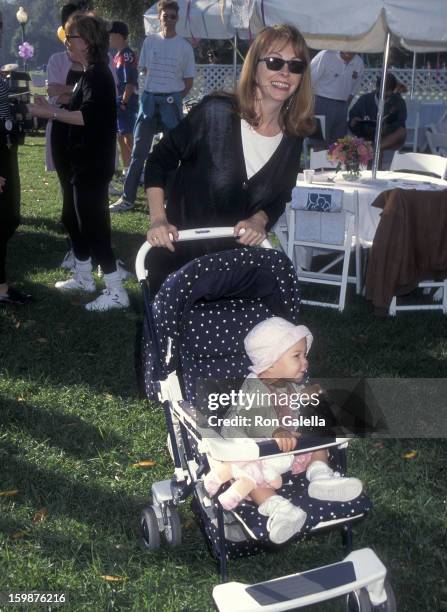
[442,280,447,315]
[355,243,362,295]
[339,246,351,312]
[389,296,397,316]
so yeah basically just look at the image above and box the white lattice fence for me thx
[186,66,447,102]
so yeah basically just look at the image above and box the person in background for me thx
[310,50,364,148]
[46,2,86,272]
[348,72,407,168]
[109,0,195,213]
[0,74,32,305]
[109,20,138,185]
[46,4,130,278]
[28,13,129,311]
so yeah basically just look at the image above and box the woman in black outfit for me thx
[28,13,128,312]
[144,24,315,294]
[0,75,32,305]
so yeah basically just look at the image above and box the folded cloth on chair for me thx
[366,187,447,311]
[294,210,346,246]
[291,186,343,213]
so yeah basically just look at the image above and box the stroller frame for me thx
[136,228,394,612]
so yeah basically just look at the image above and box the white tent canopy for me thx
[250,0,447,52]
[144,0,236,40]
[144,0,447,52]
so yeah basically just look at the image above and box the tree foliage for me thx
[1,0,60,68]
[91,0,155,49]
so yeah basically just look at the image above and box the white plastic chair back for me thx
[390,151,447,179]
[309,150,338,171]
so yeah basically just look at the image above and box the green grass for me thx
[1,136,447,611]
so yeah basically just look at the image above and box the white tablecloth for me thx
[310,170,447,245]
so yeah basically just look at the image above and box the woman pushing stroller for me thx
[144,23,315,293]
[205,318,363,544]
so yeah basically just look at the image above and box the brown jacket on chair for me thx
[366,187,447,313]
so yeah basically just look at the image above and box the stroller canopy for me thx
[145,247,301,388]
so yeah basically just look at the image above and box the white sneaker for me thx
[108,183,123,197]
[308,474,363,502]
[97,259,134,280]
[85,287,129,312]
[109,197,133,213]
[60,249,75,271]
[263,499,307,545]
[55,273,96,293]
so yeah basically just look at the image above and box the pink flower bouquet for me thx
[328,136,373,179]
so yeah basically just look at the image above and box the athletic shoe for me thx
[85,287,129,312]
[97,259,134,280]
[259,497,307,545]
[55,274,96,293]
[0,286,34,305]
[60,249,75,271]
[308,474,363,502]
[108,183,123,197]
[109,197,134,213]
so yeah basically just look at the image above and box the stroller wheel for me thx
[140,506,161,550]
[346,588,372,612]
[163,505,182,547]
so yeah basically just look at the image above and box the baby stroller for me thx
[135,228,395,611]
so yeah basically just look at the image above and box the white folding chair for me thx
[425,130,447,156]
[390,151,447,179]
[389,280,447,316]
[302,115,327,169]
[309,149,338,171]
[403,100,421,152]
[286,189,361,312]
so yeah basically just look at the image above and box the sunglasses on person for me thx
[258,57,307,74]
[65,34,82,41]
[161,13,178,20]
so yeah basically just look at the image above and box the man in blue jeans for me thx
[109,0,195,213]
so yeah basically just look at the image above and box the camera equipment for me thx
[1,69,35,142]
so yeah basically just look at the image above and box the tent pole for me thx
[372,32,391,179]
[233,34,237,89]
[410,52,417,99]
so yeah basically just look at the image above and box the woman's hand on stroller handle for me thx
[234,212,268,246]
[147,220,179,252]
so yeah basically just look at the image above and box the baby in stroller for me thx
[204,317,363,544]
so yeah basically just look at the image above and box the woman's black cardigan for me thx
[145,95,303,231]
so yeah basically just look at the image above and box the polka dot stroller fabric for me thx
[141,247,302,402]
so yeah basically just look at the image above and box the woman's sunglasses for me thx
[259,57,307,75]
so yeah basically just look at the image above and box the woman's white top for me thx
[241,119,283,179]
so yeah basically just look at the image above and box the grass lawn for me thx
[1,136,447,611]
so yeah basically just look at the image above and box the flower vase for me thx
[342,162,361,181]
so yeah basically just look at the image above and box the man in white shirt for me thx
[110,0,195,213]
[310,50,364,148]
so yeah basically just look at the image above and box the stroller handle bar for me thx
[135,227,273,282]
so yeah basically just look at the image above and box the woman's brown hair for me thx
[237,24,315,137]
[65,13,109,65]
